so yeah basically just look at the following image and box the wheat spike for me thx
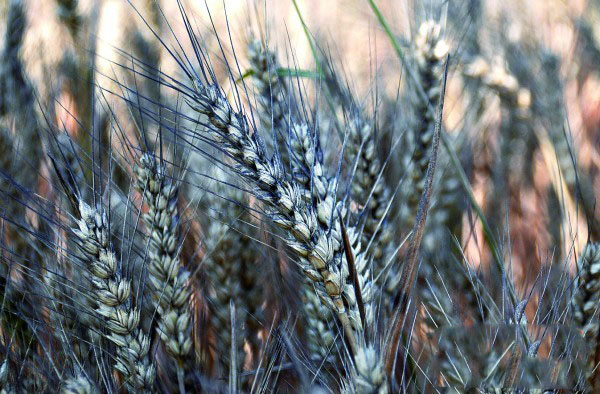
[400,20,449,231]
[248,38,290,166]
[343,345,388,394]
[134,153,193,366]
[186,81,369,352]
[71,201,155,393]
[201,173,263,374]
[60,375,97,394]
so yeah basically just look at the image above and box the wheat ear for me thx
[55,0,80,39]
[248,39,290,166]
[187,80,370,354]
[71,201,155,393]
[345,118,393,262]
[60,375,97,394]
[287,122,342,360]
[403,21,449,227]
[463,56,532,200]
[344,344,388,394]
[0,0,42,173]
[289,122,378,348]
[201,175,263,374]
[572,243,600,389]
[0,360,14,394]
[134,153,193,364]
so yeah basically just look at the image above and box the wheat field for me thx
[0,0,599,392]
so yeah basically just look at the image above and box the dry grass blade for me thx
[385,54,449,376]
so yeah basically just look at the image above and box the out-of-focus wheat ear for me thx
[200,171,264,376]
[539,54,574,189]
[572,243,600,389]
[421,135,467,258]
[343,344,388,394]
[401,20,449,229]
[538,53,598,240]
[54,133,87,202]
[574,16,600,88]
[60,374,97,394]
[247,38,290,167]
[69,200,155,393]
[55,0,81,39]
[345,117,393,268]
[0,0,42,175]
[446,0,482,58]
[463,56,532,233]
[133,154,193,379]
[0,360,15,394]
[302,284,337,361]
